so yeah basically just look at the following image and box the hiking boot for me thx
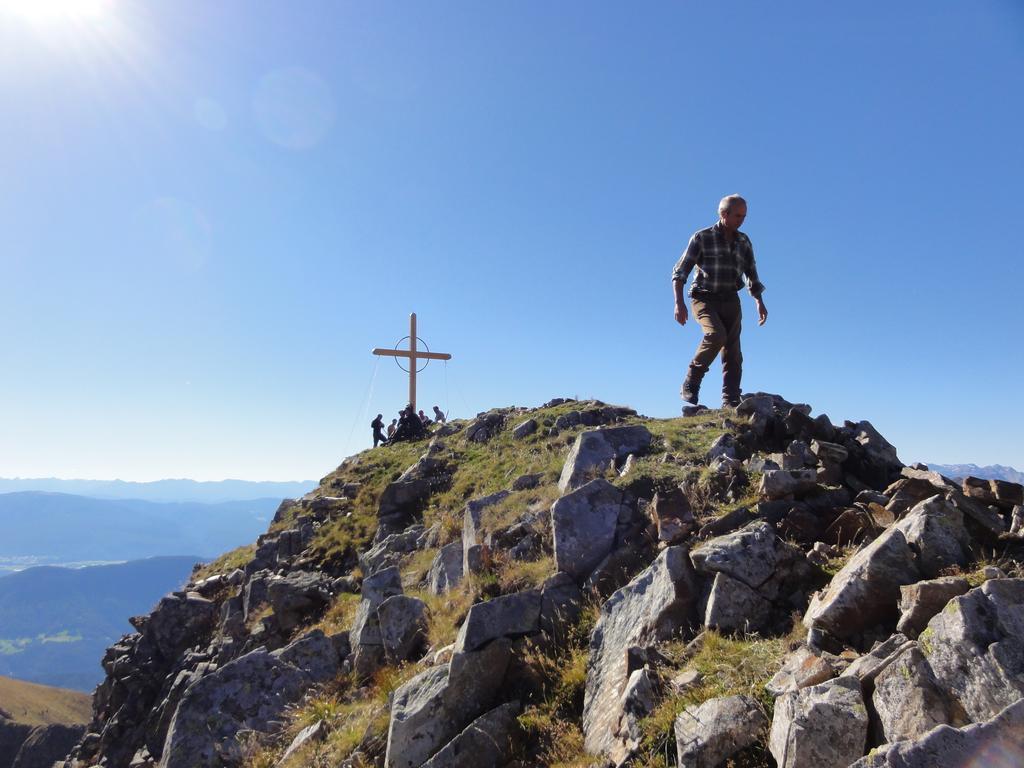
[681,379,700,406]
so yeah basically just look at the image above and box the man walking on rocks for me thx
[672,194,768,409]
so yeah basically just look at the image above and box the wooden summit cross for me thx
[372,313,452,413]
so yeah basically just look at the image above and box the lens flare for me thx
[0,0,112,22]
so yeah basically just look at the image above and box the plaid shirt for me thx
[672,222,766,298]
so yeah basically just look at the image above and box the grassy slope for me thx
[0,674,92,726]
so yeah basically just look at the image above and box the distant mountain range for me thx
[0,477,317,503]
[0,492,277,567]
[925,463,1024,484]
[0,557,198,691]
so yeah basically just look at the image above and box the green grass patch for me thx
[193,543,256,582]
[636,629,793,767]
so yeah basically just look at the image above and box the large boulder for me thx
[759,469,818,500]
[892,496,971,579]
[804,527,920,643]
[851,698,1024,767]
[267,571,332,632]
[896,577,970,639]
[539,571,584,644]
[0,719,33,768]
[551,479,629,582]
[872,644,960,744]
[454,590,541,653]
[384,641,511,768]
[765,645,843,697]
[378,595,428,664]
[848,420,904,489]
[161,648,312,768]
[768,676,868,768]
[271,628,342,683]
[378,475,432,532]
[463,491,511,573]
[428,541,465,595]
[649,487,695,545]
[702,572,772,635]
[919,578,1024,722]
[360,525,428,575]
[690,521,805,600]
[674,694,767,768]
[582,546,699,756]
[614,668,659,758]
[559,425,652,492]
[350,566,403,677]
[11,723,85,768]
[420,701,521,768]
[132,592,218,661]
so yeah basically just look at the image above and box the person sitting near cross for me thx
[392,404,427,443]
[432,405,447,424]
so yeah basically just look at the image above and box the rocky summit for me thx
[56,395,1024,768]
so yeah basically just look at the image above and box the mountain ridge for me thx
[924,462,1024,484]
[0,477,316,504]
[53,396,1024,768]
[0,492,280,565]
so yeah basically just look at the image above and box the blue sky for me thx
[1,1,1022,481]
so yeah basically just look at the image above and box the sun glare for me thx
[0,0,112,23]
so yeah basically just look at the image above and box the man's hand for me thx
[756,298,768,326]
[674,304,688,326]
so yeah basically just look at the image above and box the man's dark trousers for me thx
[683,293,743,403]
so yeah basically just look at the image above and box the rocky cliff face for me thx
[58,396,1024,768]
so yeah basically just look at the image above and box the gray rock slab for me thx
[690,520,802,599]
[872,644,959,744]
[428,541,465,595]
[804,527,920,642]
[454,589,541,652]
[893,496,971,579]
[759,469,818,500]
[463,491,511,573]
[850,698,1024,767]
[842,633,914,685]
[378,594,428,663]
[703,572,772,635]
[267,571,332,632]
[11,723,84,768]
[582,546,699,756]
[766,645,843,698]
[539,571,583,644]
[675,694,767,768]
[384,640,511,768]
[420,701,521,768]
[351,566,404,646]
[161,649,311,768]
[271,628,340,683]
[559,425,652,492]
[919,578,1024,723]
[896,577,970,639]
[945,489,1005,537]
[277,721,326,766]
[360,525,427,576]
[551,478,626,582]
[138,592,218,661]
[512,418,537,439]
[768,676,868,768]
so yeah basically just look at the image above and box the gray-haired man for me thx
[672,194,768,409]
